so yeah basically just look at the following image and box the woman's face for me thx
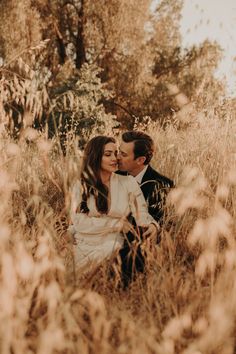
[100,142,118,174]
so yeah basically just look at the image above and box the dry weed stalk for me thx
[0,90,236,353]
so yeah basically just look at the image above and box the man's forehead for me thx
[120,141,134,153]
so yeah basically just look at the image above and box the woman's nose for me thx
[111,154,117,161]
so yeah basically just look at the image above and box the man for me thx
[117,130,174,287]
[118,130,174,223]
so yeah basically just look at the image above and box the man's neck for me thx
[129,165,147,177]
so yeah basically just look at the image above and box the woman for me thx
[69,135,158,269]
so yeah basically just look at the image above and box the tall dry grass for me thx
[0,100,236,354]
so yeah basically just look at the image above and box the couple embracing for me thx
[69,131,173,286]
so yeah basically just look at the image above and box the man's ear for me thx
[136,156,146,165]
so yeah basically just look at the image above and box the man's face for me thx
[118,140,145,176]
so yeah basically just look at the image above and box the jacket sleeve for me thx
[147,180,173,224]
[127,176,159,227]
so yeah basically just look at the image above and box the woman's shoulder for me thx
[114,173,138,188]
[114,173,134,182]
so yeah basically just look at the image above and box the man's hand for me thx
[120,218,136,234]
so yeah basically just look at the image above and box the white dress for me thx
[69,173,157,268]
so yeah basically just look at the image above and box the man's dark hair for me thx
[122,131,154,165]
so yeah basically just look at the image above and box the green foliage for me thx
[0,40,50,137]
[0,43,117,147]
[143,40,225,124]
[47,61,118,150]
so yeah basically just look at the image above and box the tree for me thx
[47,61,118,150]
[0,0,228,133]
[0,0,42,63]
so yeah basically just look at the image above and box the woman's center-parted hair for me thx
[80,135,116,214]
[122,131,154,165]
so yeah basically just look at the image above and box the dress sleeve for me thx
[69,180,123,235]
[70,180,82,219]
[127,176,159,227]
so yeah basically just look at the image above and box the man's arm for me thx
[147,179,174,224]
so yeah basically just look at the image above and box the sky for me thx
[180,0,236,96]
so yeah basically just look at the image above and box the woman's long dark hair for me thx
[80,135,116,214]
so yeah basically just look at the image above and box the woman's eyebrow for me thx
[104,149,116,153]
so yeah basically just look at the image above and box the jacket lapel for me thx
[140,165,154,200]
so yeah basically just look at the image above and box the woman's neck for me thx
[100,171,112,186]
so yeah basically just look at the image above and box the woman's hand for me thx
[142,223,160,240]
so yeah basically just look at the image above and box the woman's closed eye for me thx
[104,151,118,158]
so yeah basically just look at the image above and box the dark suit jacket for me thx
[140,165,174,224]
[117,166,174,224]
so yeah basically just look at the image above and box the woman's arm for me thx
[70,180,123,235]
[70,180,82,218]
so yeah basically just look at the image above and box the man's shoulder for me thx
[143,166,174,187]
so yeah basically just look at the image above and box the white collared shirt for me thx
[134,165,148,185]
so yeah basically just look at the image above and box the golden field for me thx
[0,106,236,354]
